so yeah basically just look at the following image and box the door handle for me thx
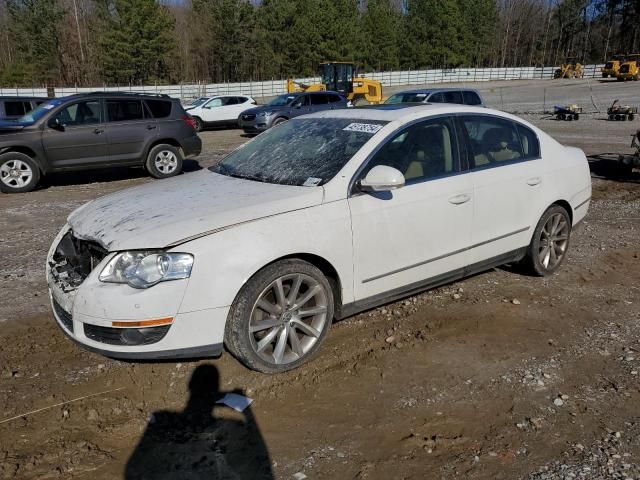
[146,125,157,130]
[93,128,104,135]
[448,194,471,205]
[526,177,542,186]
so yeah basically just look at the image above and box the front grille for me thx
[52,298,73,332]
[49,231,109,292]
[242,114,256,121]
[84,324,171,346]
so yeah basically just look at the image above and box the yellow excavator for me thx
[554,58,584,79]
[287,62,383,105]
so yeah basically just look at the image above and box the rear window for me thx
[463,91,482,105]
[4,101,28,116]
[145,99,172,118]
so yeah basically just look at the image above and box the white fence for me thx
[0,65,604,101]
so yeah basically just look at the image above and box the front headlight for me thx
[258,111,273,117]
[99,251,194,289]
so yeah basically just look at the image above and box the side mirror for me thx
[48,117,64,131]
[359,165,405,192]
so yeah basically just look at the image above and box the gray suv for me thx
[238,91,349,133]
[385,88,484,106]
[0,92,201,193]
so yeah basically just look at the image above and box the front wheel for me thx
[224,259,334,373]
[145,144,183,179]
[0,152,40,193]
[522,205,572,276]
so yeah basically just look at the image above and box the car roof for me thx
[392,88,481,95]
[0,96,48,101]
[303,103,500,122]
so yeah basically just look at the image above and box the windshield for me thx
[188,97,209,107]
[17,98,65,123]
[385,92,429,104]
[209,118,388,186]
[267,94,298,107]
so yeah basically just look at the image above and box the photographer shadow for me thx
[125,364,273,480]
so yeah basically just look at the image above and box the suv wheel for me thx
[193,116,204,132]
[145,144,183,179]
[272,117,287,127]
[523,205,572,276]
[0,152,40,193]
[224,259,334,374]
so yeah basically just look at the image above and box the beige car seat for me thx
[404,124,453,180]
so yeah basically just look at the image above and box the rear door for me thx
[459,114,547,265]
[105,98,157,163]
[41,99,109,167]
[309,94,331,113]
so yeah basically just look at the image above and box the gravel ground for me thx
[1,78,639,479]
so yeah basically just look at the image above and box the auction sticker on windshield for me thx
[343,123,384,134]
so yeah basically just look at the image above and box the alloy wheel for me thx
[154,150,178,174]
[249,273,329,365]
[538,213,570,270]
[0,159,33,189]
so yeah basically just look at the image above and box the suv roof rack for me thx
[76,91,172,99]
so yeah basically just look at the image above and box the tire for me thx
[224,259,334,374]
[558,113,565,121]
[609,114,614,121]
[522,205,572,277]
[566,115,573,121]
[573,114,579,120]
[271,117,288,128]
[193,116,204,132]
[630,114,635,121]
[0,152,40,193]
[145,144,183,179]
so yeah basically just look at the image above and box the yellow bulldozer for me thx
[616,54,640,81]
[601,55,625,78]
[287,62,383,105]
[554,58,584,79]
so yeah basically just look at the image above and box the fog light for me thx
[121,328,145,345]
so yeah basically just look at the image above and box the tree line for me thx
[1,0,639,88]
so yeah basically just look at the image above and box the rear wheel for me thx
[224,259,334,373]
[145,144,183,179]
[573,114,579,120]
[192,116,204,132]
[522,205,572,276]
[0,152,40,193]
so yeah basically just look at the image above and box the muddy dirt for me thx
[1,79,640,479]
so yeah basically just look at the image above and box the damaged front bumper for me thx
[46,225,226,360]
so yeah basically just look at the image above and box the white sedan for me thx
[47,105,591,373]
[186,95,256,131]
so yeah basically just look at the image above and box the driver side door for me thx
[348,116,474,302]
[41,99,109,168]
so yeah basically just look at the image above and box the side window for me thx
[4,101,26,116]
[236,97,248,104]
[53,101,102,126]
[327,94,341,103]
[223,97,238,105]
[516,123,540,159]
[463,91,482,106]
[428,92,444,103]
[145,99,172,118]
[361,117,459,183]
[291,95,309,107]
[205,98,223,108]
[462,115,524,168]
[443,91,463,104]
[106,100,144,122]
[310,94,327,105]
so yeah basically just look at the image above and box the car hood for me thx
[67,170,324,251]
[240,105,292,116]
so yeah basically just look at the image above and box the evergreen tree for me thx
[362,0,402,71]
[3,0,65,86]
[95,0,176,84]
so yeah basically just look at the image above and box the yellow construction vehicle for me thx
[601,55,625,78]
[554,58,584,79]
[287,62,383,105]
[616,54,640,81]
